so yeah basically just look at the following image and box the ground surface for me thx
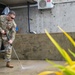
[0,59,65,75]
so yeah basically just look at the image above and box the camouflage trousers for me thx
[2,40,12,62]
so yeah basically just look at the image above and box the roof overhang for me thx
[0,0,37,7]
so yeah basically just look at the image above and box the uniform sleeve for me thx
[11,21,16,42]
[0,16,3,33]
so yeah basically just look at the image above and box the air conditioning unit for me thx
[38,0,54,9]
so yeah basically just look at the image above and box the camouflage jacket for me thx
[0,15,16,42]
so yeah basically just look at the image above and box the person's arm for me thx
[8,21,16,44]
[0,15,6,34]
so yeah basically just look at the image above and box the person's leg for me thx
[4,44,13,68]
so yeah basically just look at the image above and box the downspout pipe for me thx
[27,2,30,33]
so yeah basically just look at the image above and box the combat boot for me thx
[6,61,14,68]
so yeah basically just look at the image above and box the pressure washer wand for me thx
[12,47,24,68]
[6,34,24,69]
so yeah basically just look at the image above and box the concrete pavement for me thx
[0,59,65,75]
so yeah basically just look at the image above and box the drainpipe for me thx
[27,2,30,33]
[27,2,37,34]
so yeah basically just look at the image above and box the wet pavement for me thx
[0,59,65,75]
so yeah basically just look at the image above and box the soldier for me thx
[0,11,16,68]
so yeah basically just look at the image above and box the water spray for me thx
[13,47,24,69]
[13,46,35,70]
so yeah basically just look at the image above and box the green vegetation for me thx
[38,26,75,75]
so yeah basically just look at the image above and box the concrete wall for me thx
[12,32,75,60]
[13,0,75,34]
[14,8,28,33]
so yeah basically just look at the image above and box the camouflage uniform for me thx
[0,15,16,62]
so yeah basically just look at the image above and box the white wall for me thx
[13,0,75,34]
